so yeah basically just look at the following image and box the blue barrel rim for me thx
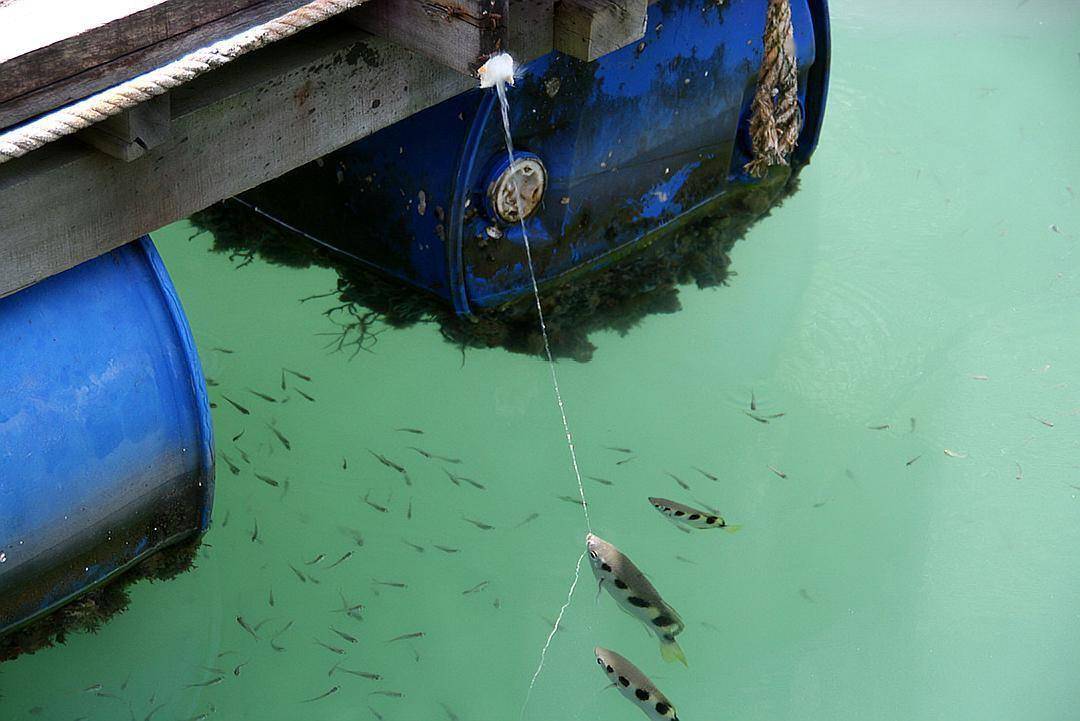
[140,234,216,531]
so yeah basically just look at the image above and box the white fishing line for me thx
[491,65,591,532]
[480,54,595,721]
[520,549,586,720]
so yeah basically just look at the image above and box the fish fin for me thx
[660,638,687,666]
[723,524,742,534]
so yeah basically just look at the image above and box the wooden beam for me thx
[553,0,645,62]
[77,94,172,162]
[0,0,320,131]
[508,0,555,66]
[0,24,472,299]
[346,0,509,76]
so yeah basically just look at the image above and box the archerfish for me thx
[586,533,686,665]
[648,497,739,532]
[594,646,680,720]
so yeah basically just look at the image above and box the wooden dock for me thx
[0,0,646,298]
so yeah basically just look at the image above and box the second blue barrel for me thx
[0,236,215,643]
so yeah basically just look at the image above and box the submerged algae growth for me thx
[189,167,798,362]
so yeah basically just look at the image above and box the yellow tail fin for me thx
[723,524,742,534]
[660,638,687,666]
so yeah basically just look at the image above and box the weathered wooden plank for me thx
[0,0,317,131]
[553,0,645,62]
[508,0,555,65]
[346,0,508,76]
[0,24,472,299]
[0,1,264,104]
[77,94,172,161]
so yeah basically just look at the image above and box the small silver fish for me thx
[330,626,359,644]
[462,580,489,595]
[327,551,353,569]
[331,665,381,680]
[594,646,680,720]
[363,492,389,513]
[648,497,738,532]
[302,686,340,703]
[283,367,312,382]
[665,473,690,491]
[586,533,686,665]
[515,512,540,527]
[386,631,424,643]
[236,615,259,639]
[315,638,346,655]
[254,472,280,487]
[691,466,717,481]
[267,424,291,450]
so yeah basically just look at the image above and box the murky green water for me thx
[5,2,1080,719]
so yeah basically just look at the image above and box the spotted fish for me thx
[586,533,686,665]
[594,646,680,720]
[648,497,739,532]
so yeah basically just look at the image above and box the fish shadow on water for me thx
[189,168,802,363]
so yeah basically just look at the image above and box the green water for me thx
[5,1,1080,719]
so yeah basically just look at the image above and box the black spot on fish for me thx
[655,702,670,715]
[673,511,685,516]
[600,563,611,572]
[618,676,629,687]
[706,516,718,524]
[635,688,650,701]
[627,596,650,608]
[606,665,613,673]
[688,514,700,521]
[613,579,628,589]
[652,614,675,627]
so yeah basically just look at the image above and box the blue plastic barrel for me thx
[0,236,214,637]
[239,0,830,315]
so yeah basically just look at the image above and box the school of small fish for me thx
[17,338,1064,721]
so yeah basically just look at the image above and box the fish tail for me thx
[723,524,742,534]
[660,637,687,666]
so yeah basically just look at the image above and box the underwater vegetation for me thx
[189,168,799,363]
